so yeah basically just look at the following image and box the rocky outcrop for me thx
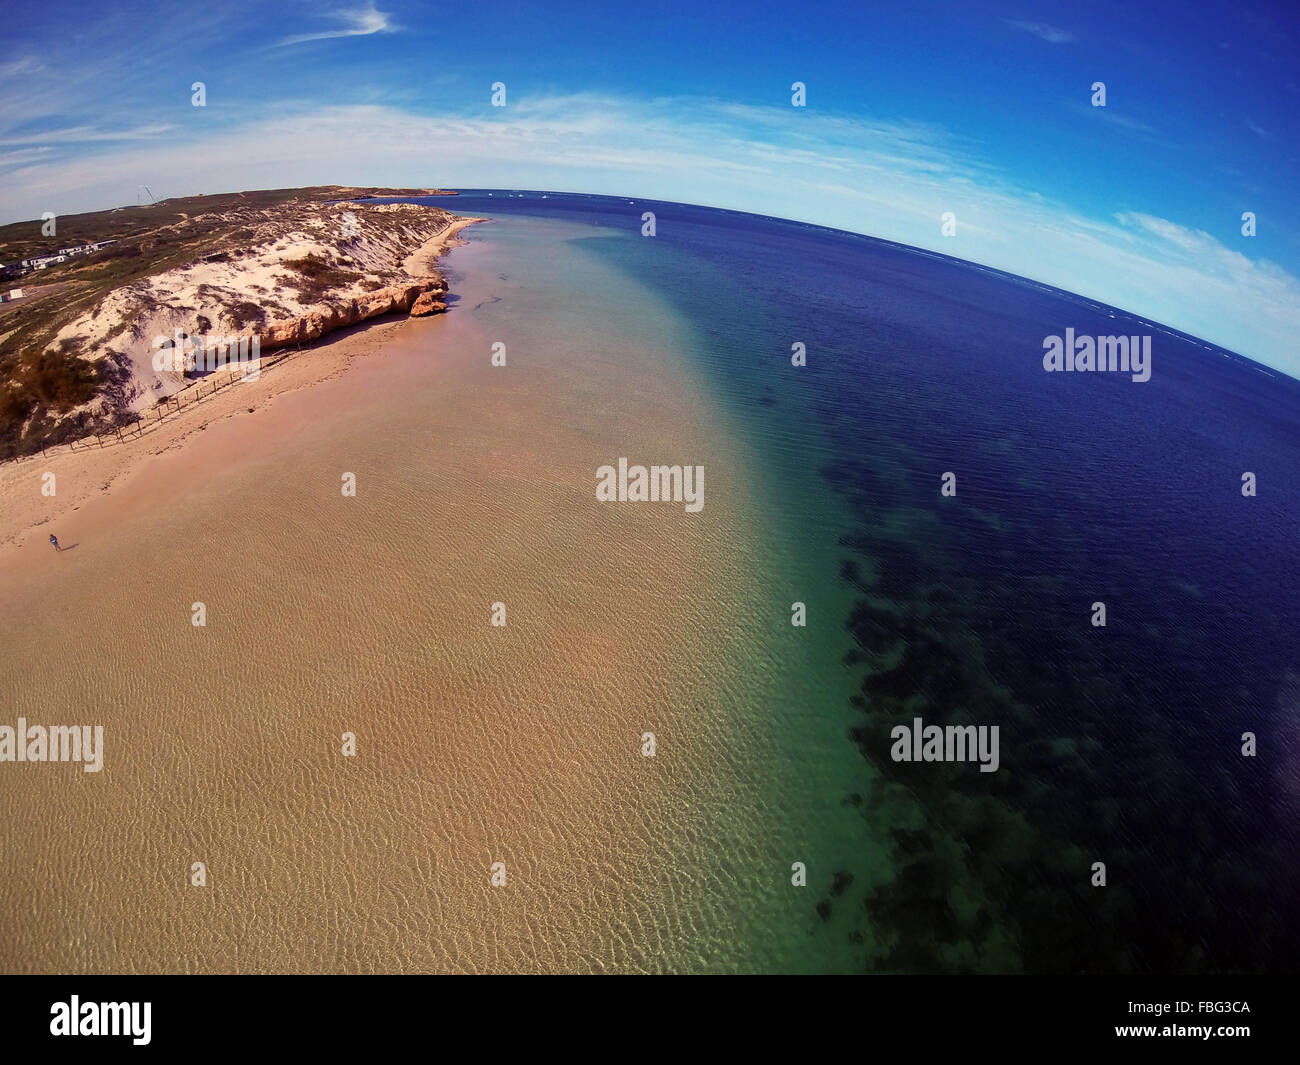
[409,291,448,317]
[257,274,448,351]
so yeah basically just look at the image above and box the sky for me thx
[1,0,1298,376]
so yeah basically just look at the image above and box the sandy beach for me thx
[0,216,483,564]
[0,215,793,973]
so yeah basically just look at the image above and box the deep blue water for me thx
[384,190,1300,972]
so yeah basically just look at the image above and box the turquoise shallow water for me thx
[441,215,880,971]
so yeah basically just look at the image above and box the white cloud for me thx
[277,3,397,47]
[0,146,52,168]
[0,124,174,147]
[0,57,46,80]
[1004,20,1077,44]
[0,94,1295,378]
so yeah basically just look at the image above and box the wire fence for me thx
[4,343,312,466]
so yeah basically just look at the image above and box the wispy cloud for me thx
[1,93,1293,375]
[1117,212,1209,252]
[1090,110,1156,135]
[1245,118,1273,140]
[0,57,47,80]
[1004,20,1077,44]
[0,146,53,169]
[277,3,397,47]
[1065,101,1167,146]
[1086,110,1159,140]
[0,124,174,146]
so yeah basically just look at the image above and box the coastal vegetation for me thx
[280,253,363,303]
[0,187,463,460]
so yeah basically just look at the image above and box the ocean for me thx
[437,190,1300,972]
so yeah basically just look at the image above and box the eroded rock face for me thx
[409,291,448,317]
[257,274,448,350]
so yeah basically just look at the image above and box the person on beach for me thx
[49,534,59,551]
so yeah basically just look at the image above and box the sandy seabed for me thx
[0,222,808,973]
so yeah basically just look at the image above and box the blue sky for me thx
[1,0,1298,375]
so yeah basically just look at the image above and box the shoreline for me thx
[0,212,790,973]
[0,215,486,562]
[401,215,485,277]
